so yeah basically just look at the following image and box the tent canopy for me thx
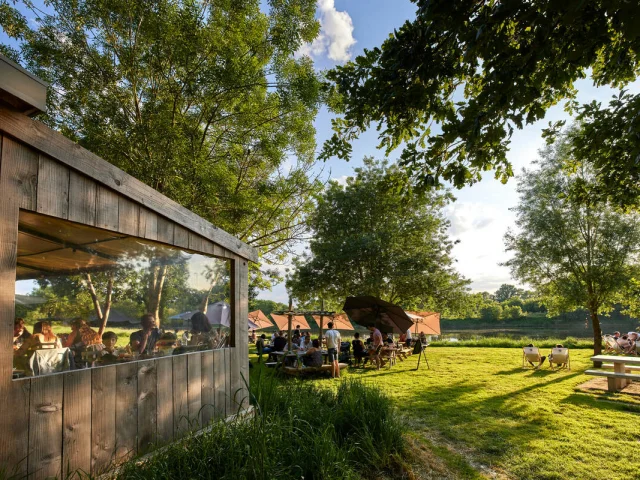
[248,310,273,330]
[271,314,311,331]
[312,313,354,330]
[405,311,441,335]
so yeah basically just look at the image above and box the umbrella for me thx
[270,314,311,331]
[342,296,413,334]
[206,302,231,327]
[248,310,273,330]
[312,313,354,331]
[405,311,441,335]
[248,319,259,330]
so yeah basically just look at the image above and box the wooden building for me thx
[0,54,255,478]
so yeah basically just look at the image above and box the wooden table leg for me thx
[613,362,625,390]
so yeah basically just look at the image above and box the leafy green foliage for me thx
[0,0,325,288]
[287,158,469,310]
[480,304,502,321]
[502,305,524,320]
[117,374,405,480]
[320,0,640,193]
[504,133,640,354]
[494,284,518,303]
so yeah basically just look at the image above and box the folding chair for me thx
[602,335,622,354]
[548,347,570,370]
[522,346,543,369]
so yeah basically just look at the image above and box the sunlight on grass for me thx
[250,347,640,480]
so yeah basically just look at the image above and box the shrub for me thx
[117,375,405,479]
[503,305,524,319]
[480,305,502,321]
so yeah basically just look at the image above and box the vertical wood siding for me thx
[0,137,249,477]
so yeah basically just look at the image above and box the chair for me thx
[548,347,570,370]
[603,335,622,354]
[522,346,543,369]
[17,348,72,376]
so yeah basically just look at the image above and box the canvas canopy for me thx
[405,311,441,335]
[248,310,273,330]
[171,302,231,327]
[312,313,354,330]
[270,314,311,331]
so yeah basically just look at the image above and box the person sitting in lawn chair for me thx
[548,344,570,370]
[523,343,546,369]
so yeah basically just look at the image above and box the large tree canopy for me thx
[0,0,324,288]
[504,134,640,357]
[320,0,640,197]
[287,158,469,311]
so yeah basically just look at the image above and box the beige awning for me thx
[312,313,354,330]
[248,310,273,330]
[270,314,311,331]
[405,311,441,335]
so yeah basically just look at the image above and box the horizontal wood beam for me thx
[0,107,258,263]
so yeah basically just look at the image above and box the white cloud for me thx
[297,0,356,62]
[331,175,349,186]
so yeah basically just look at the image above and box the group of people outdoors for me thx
[255,322,343,378]
[351,326,426,368]
[607,331,639,354]
[13,311,230,374]
[525,343,568,368]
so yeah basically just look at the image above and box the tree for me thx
[0,0,324,287]
[504,134,640,360]
[287,158,468,310]
[480,305,502,321]
[319,0,640,197]
[494,284,518,303]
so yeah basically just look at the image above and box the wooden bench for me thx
[282,363,348,377]
[584,369,640,392]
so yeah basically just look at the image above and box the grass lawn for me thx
[250,347,640,480]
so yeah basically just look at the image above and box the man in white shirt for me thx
[406,328,413,346]
[325,321,341,378]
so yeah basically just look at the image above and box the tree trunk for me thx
[590,307,603,367]
[97,274,114,337]
[147,265,167,327]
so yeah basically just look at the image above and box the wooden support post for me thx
[287,297,293,352]
[318,298,324,345]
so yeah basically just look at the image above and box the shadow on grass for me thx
[561,393,640,413]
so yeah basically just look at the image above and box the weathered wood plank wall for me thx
[0,130,251,478]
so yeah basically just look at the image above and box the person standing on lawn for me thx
[325,322,341,378]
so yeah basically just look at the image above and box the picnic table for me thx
[586,355,640,392]
[272,350,330,368]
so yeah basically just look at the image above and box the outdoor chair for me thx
[548,347,570,370]
[603,335,623,354]
[522,346,544,369]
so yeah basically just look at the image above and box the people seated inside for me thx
[548,344,567,368]
[16,320,62,355]
[187,312,215,348]
[525,343,546,367]
[63,318,102,349]
[101,331,119,355]
[302,339,323,368]
[130,313,162,355]
[13,318,31,350]
[352,332,366,367]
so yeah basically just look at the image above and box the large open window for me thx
[13,211,231,378]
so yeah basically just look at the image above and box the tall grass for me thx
[116,374,405,479]
[429,335,593,349]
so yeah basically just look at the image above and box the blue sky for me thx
[4,1,639,303]
[264,0,640,303]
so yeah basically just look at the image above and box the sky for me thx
[261,0,640,303]
[3,0,639,303]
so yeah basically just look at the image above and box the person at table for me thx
[16,320,62,354]
[352,332,366,367]
[383,333,394,345]
[130,313,162,355]
[64,318,101,349]
[325,321,341,379]
[293,325,301,338]
[101,331,119,355]
[13,318,31,350]
[187,312,216,348]
[405,328,413,346]
[299,331,311,351]
[368,325,383,347]
[263,331,287,355]
[255,334,266,363]
[302,339,323,368]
